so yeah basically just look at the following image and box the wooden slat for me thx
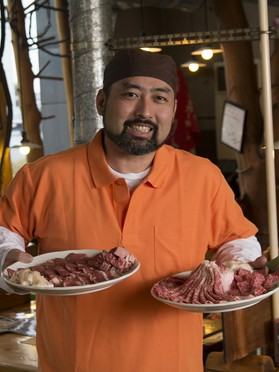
[222,297,273,363]
[0,290,30,312]
[205,352,277,372]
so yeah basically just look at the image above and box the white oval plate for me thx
[2,250,140,296]
[151,271,279,313]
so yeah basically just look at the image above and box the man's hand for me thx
[3,249,33,270]
[250,255,267,269]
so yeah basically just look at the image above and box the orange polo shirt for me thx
[0,129,257,372]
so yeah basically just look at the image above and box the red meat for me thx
[8,247,136,288]
[152,260,279,305]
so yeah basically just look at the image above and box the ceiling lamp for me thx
[191,45,223,60]
[138,0,162,53]
[12,131,42,155]
[190,0,222,61]
[181,60,206,72]
[140,47,162,53]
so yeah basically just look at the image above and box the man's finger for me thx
[17,251,33,263]
[3,249,33,269]
[250,255,267,268]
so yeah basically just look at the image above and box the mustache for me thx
[124,118,157,130]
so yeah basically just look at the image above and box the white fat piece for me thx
[9,269,53,287]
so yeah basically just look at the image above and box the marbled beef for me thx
[7,247,136,288]
[152,260,279,304]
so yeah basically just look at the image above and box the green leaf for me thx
[265,256,279,273]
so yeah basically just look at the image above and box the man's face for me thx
[96,76,177,155]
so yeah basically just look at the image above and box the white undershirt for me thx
[108,165,151,191]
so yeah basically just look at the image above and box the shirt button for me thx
[116,180,122,186]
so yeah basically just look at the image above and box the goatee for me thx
[103,119,166,155]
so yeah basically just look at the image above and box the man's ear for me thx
[172,99,177,121]
[96,89,106,115]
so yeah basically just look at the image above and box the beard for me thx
[103,118,169,155]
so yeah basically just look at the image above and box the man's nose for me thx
[134,97,153,119]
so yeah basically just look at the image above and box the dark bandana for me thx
[103,48,178,93]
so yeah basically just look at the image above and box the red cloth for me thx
[166,68,200,151]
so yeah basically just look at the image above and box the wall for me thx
[36,2,71,155]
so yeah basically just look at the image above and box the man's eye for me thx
[156,96,167,102]
[124,92,137,98]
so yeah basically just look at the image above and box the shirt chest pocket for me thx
[153,225,205,277]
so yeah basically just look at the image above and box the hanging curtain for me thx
[166,68,200,151]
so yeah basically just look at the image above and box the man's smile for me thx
[128,124,152,133]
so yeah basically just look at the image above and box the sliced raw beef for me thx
[152,260,279,304]
[7,247,136,288]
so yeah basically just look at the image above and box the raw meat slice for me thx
[7,247,136,288]
[152,260,279,305]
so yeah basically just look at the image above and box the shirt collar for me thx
[88,129,170,189]
[88,130,115,188]
[145,145,170,189]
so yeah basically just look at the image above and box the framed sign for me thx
[220,100,246,152]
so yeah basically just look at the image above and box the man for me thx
[0,49,263,371]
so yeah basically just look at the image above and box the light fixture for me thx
[138,0,162,53]
[12,131,42,155]
[191,0,223,61]
[19,145,31,156]
[140,47,162,53]
[191,45,223,60]
[180,60,206,72]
